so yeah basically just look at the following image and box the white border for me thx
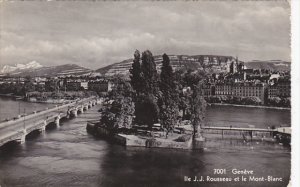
[291,0,300,186]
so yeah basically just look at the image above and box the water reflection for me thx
[99,145,289,187]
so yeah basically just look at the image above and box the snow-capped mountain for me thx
[1,61,43,73]
[0,63,92,77]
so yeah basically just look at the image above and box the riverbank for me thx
[210,103,291,110]
[0,94,23,100]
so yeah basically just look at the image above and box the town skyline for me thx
[1,1,290,69]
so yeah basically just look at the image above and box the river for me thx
[0,97,291,187]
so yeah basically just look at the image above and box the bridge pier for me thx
[67,109,71,119]
[19,129,27,144]
[40,126,46,133]
[39,121,47,133]
[83,105,88,111]
[249,131,253,141]
[71,110,78,117]
[79,106,84,114]
[55,115,61,128]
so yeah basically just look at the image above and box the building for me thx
[233,82,267,104]
[215,83,233,96]
[277,80,290,97]
[268,78,291,99]
[80,82,88,90]
[204,81,268,104]
[88,80,112,92]
[202,83,214,97]
[66,81,82,91]
[268,85,279,99]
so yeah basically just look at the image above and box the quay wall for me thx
[86,122,196,149]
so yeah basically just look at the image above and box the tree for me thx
[135,94,159,128]
[280,97,291,107]
[100,78,135,131]
[190,82,207,139]
[241,97,262,105]
[35,84,45,92]
[183,69,207,90]
[159,54,179,138]
[45,79,58,92]
[129,50,143,95]
[141,50,159,96]
[23,76,35,95]
[132,50,160,129]
[268,97,281,106]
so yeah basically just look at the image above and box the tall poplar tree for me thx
[130,50,160,129]
[129,50,143,95]
[141,50,159,96]
[159,54,179,138]
[190,82,207,139]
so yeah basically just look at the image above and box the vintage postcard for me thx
[0,0,293,187]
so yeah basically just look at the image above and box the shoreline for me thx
[0,94,24,101]
[209,103,290,110]
[86,122,203,149]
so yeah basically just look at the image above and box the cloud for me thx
[0,1,290,69]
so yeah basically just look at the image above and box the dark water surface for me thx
[0,97,56,122]
[0,99,291,187]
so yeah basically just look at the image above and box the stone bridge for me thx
[0,97,101,147]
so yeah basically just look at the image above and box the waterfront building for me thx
[277,79,290,97]
[233,82,267,104]
[215,83,233,96]
[202,83,214,97]
[268,78,291,99]
[80,82,88,90]
[66,81,82,91]
[268,85,279,99]
[204,80,268,104]
[88,80,112,93]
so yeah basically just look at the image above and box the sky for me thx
[0,0,291,70]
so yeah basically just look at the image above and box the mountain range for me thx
[96,55,291,76]
[0,62,92,77]
[0,57,290,77]
[1,61,43,74]
[244,60,291,71]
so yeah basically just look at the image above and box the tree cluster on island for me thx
[99,50,207,139]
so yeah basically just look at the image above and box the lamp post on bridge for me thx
[23,108,26,130]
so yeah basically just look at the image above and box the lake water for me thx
[0,98,291,187]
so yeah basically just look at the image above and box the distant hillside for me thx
[96,55,236,76]
[0,64,92,77]
[96,56,291,76]
[244,60,291,71]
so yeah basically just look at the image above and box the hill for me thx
[244,60,290,71]
[96,55,236,76]
[96,56,291,76]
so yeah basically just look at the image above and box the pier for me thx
[202,126,291,142]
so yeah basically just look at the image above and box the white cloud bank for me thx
[0,1,290,69]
